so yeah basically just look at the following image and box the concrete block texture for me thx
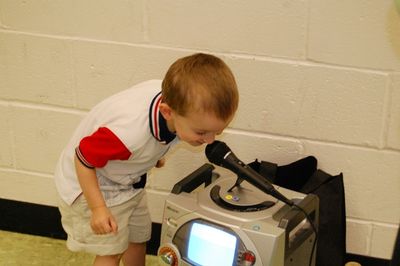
[11,105,83,174]
[308,0,400,71]
[0,0,399,260]
[344,219,399,259]
[0,31,191,110]
[346,219,372,256]
[147,0,308,59]
[0,170,58,206]
[0,0,146,44]
[303,140,400,224]
[0,104,14,168]
[70,43,186,109]
[228,57,390,148]
[387,74,400,149]
[0,32,76,107]
[146,189,169,223]
[370,223,399,259]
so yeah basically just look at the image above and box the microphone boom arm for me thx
[206,141,294,206]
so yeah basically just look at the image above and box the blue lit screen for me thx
[187,222,237,266]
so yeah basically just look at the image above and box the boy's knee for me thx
[94,253,122,266]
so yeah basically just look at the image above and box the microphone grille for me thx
[205,141,230,165]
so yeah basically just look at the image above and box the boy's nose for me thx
[203,133,216,144]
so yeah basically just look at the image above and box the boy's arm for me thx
[74,154,118,235]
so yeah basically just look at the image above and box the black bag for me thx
[391,226,400,266]
[249,156,346,266]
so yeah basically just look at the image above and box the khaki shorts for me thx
[58,190,151,256]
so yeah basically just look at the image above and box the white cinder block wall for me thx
[0,0,399,260]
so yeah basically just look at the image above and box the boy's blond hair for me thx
[162,53,239,121]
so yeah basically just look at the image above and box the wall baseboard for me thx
[0,198,391,265]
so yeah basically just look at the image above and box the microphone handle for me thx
[238,164,294,206]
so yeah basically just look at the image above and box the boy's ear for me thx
[159,103,173,120]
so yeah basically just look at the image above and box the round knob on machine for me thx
[242,250,256,266]
[158,245,179,266]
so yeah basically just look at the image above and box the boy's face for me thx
[160,103,232,146]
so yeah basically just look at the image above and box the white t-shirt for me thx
[54,80,178,206]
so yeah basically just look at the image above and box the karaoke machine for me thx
[157,163,319,266]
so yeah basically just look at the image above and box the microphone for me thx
[205,141,294,206]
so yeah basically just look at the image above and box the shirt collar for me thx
[149,92,176,144]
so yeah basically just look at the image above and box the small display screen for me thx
[187,222,237,266]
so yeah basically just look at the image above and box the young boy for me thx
[54,53,239,266]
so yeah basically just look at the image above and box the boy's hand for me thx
[90,206,118,235]
[156,158,165,168]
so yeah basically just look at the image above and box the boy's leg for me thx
[123,191,151,266]
[93,254,121,266]
[58,195,136,259]
[121,242,147,266]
